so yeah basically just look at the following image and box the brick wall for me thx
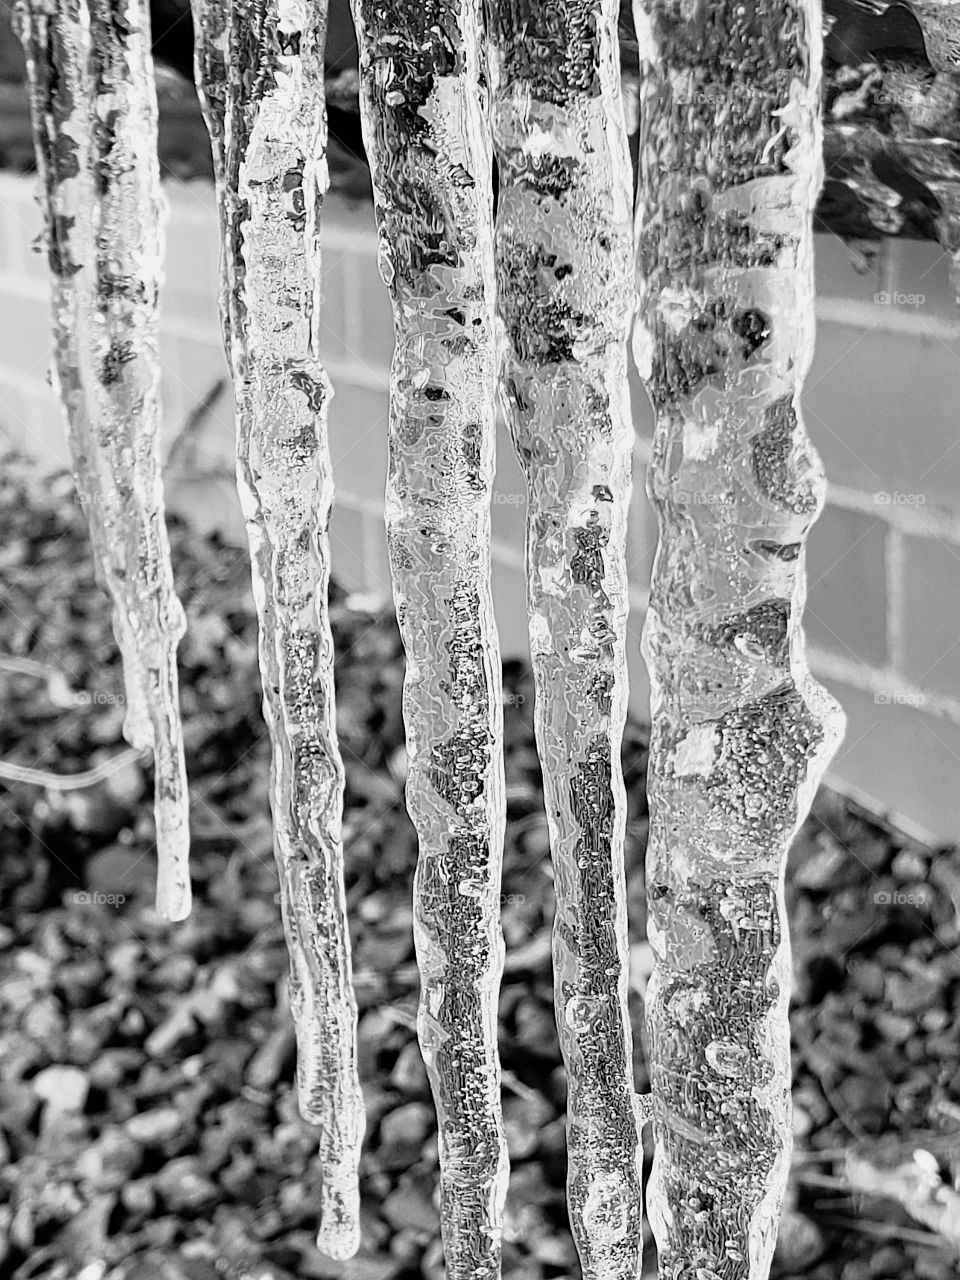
[0,171,958,842]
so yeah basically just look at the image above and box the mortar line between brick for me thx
[886,526,905,671]
[823,481,960,541]
[815,294,960,339]
[0,272,47,301]
[878,237,899,300]
[807,644,960,726]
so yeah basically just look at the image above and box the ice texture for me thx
[631,0,846,1274]
[486,2,644,1276]
[15,0,191,922]
[190,0,363,1257]
[350,0,511,1274]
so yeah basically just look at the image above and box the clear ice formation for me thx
[631,0,846,1275]
[15,0,191,922]
[190,0,364,1258]
[350,0,510,1273]
[486,2,644,1276]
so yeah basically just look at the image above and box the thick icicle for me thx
[485,3,643,1276]
[190,0,363,1258]
[15,0,191,921]
[631,0,845,1275]
[350,0,510,1274]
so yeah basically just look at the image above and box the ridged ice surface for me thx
[191,0,363,1258]
[15,0,191,922]
[350,0,510,1274]
[631,0,845,1275]
[486,3,643,1276]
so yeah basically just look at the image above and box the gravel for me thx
[0,453,957,1279]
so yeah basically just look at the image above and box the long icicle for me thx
[15,0,191,921]
[350,0,510,1274]
[485,2,644,1276]
[190,0,363,1257]
[631,0,845,1275]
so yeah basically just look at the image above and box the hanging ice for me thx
[486,1,643,1275]
[15,0,191,922]
[350,0,510,1274]
[190,0,363,1258]
[631,0,845,1275]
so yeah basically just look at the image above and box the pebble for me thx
[794,836,849,891]
[76,1128,141,1190]
[121,1177,158,1217]
[32,1065,89,1114]
[869,1245,905,1277]
[886,970,941,1014]
[874,1011,915,1043]
[390,1040,429,1095]
[155,1158,218,1213]
[851,959,885,1002]
[88,1047,144,1091]
[246,1023,296,1090]
[791,1103,813,1139]
[381,1183,437,1235]
[145,1008,201,1058]
[125,1107,183,1146]
[775,1211,826,1270]
[503,1094,553,1161]
[891,848,927,880]
[85,843,155,896]
[378,1101,433,1157]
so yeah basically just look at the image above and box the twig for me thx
[815,1215,949,1249]
[0,747,145,791]
[164,377,228,470]
[845,1149,960,1249]
[0,654,85,707]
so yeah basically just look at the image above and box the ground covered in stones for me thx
[0,456,957,1280]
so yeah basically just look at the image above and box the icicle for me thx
[14,0,191,922]
[350,0,510,1274]
[190,0,363,1258]
[631,0,845,1275]
[485,3,643,1276]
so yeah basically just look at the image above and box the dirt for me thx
[0,453,957,1280]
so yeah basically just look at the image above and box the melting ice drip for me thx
[190,0,364,1259]
[486,1,645,1276]
[15,0,191,922]
[350,0,511,1275]
[631,0,845,1275]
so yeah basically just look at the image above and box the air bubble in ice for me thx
[705,1039,749,1076]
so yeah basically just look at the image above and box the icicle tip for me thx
[316,1171,361,1260]
[154,832,192,921]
